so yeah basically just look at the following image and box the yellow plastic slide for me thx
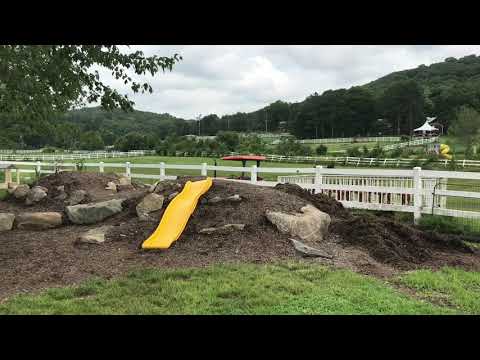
[440,144,452,160]
[142,178,213,250]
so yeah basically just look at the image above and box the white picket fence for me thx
[264,154,480,168]
[298,136,401,144]
[0,150,155,161]
[383,137,439,151]
[2,160,479,224]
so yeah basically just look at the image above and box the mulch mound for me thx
[0,173,479,302]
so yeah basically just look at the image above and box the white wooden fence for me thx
[2,160,479,224]
[383,137,439,151]
[0,150,155,161]
[298,136,401,144]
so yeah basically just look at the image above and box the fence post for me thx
[36,161,41,178]
[251,165,257,184]
[413,166,422,224]
[99,161,104,173]
[201,162,207,176]
[315,165,323,194]
[125,162,131,178]
[160,162,166,181]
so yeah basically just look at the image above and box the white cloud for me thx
[91,45,480,119]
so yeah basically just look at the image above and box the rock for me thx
[265,204,331,246]
[208,196,223,204]
[0,213,15,231]
[167,192,179,201]
[36,186,48,193]
[56,185,65,192]
[116,184,135,192]
[66,190,87,206]
[198,223,246,234]
[226,194,242,202]
[136,193,164,220]
[290,239,333,259]
[13,184,30,199]
[25,186,48,205]
[16,212,63,230]
[66,199,125,225]
[54,192,68,201]
[77,225,113,244]
[105,181,117,192]
[118,176,131,186]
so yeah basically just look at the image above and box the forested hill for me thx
[2,54,480,150]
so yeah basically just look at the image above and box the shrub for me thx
[315,144,328,155]
[42,146,57,154]
[417,215,466,235]
[346,146,361,157]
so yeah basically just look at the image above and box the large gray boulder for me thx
[25,186,48,205]
[77,225,113,244]
[265,204,331,246]
[66,199,125,224]
[136,193,164,220]
[13,184,30,199]
[16,212,63,230]
[0,213,15,231]
[66,190,87,206]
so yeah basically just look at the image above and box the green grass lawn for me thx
[397,267,480,314]
[1,262,476,315]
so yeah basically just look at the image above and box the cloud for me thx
[91,45,480,119]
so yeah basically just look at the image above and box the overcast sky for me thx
[96,45,480,119]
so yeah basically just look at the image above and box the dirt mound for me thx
[0,176,479,302]
[274,183,476,270]
[37,171,119,198]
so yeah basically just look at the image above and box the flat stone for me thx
[105,181,117,192]
[56,185,65,192]
[266,204,331,246]
[118,176,131,186]
[16,212,63,230]
[0,213,15,231]
[66,199,125,225]
[25,187,48,205]
[290,239,333,259]
[208,196,222,204]
[13,184,30,199]
[78,225,113,244]
[198,223,246,234]
[226,194,242,202]
[66,190,87,206]
[136,193,164,220]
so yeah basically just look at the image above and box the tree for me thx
[378,80,425,135]
[449,106,480,152]
[79,131,105,150]
[115,132,147,151]
[0,45,181,119]
[216,131,240,151]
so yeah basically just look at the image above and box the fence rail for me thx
[298,136,401,144]
[0,150,155,161]
[2,160,480,225]
[383,137,438,151]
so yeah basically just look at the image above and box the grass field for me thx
[2,262,478,315]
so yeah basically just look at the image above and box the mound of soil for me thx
[0,175,479,302]
[274,183,477,271]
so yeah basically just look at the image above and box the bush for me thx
[417,215,467,235]
[42,146,57,154]
[346,146,361,157]
[315,144,328,155]
[400,135,410,142]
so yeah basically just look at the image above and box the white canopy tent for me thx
[413,119,439,137]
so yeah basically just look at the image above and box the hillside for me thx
[2,54,480,149]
